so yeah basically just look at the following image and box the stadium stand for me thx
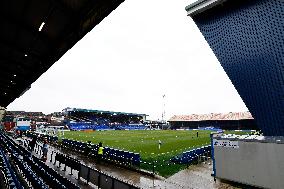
[8,131,141,189]
[64,108,147,131]
[0,132,80,189]
[169,112,258,130]
[0,147,23,189]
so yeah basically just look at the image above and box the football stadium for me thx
[1,0,284,189]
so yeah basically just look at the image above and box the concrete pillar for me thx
[0,106,6,122]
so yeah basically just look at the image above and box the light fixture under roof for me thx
[39,22,45,31]
[13,74,16,77]
[24,54,28,57]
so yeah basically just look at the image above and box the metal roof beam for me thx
[185,0,226,16]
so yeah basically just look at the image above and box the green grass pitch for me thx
[62,130,212,177]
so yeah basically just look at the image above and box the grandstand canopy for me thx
[64,108,148,117]
[0,0,125,108]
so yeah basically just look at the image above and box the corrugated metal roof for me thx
[168,112,254,122]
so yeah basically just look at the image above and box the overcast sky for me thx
[7,0,248,120]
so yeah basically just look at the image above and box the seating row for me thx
[0,133,48,189]
[0,147,23,189]
[97,147,141,166]
[68,122,146,131]
[170,145,211,164]
[54,153,81,171]
[11,152,49,189]
[115,125,146,130]
[68,124,111,131]
[0,132,79,189]
[24,155,79,189]
[27,133,142,167]
[62,139,141,166]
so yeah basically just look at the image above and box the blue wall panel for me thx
[192,0,284,136]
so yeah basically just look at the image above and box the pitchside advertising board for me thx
[213,139,239,149]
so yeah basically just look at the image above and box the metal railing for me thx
[52,152,141,189]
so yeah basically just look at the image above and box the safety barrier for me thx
[52,152,140,189]
[170,145,211,164]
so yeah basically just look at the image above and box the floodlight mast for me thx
[162,94,166,127]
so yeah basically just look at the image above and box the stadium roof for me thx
[64,108,148,117]
[168,112,254,122]
[185,0,224,16]
[0,0,125,108]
